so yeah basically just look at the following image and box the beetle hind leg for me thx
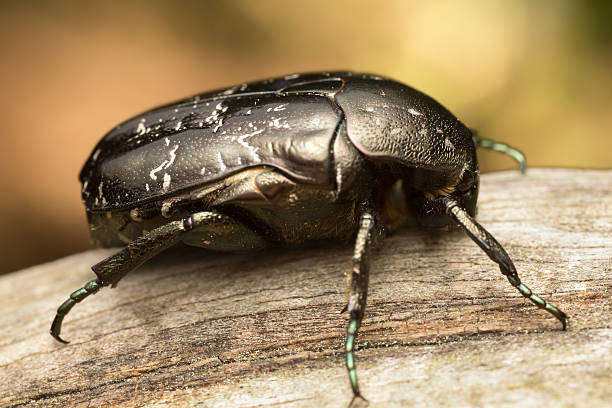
[50,211,269,343]
[344,210,377,403]
[441,197,567,329]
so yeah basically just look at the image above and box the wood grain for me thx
[1,169,610,408]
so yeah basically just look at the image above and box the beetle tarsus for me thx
[442,197,567,329]
[50,278,102,343]
[348,392,369,407]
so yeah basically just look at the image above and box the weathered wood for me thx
[0,169,610,408]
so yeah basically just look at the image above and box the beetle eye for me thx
[455,171,474,193]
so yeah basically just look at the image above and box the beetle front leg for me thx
[50,211,268,343]
[441,197,567,329]
[344,211,376,404]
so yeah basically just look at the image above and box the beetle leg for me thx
[345,210,376,403]
[441,197,567,329]
[50,211,269,343]
[472,133,527,173]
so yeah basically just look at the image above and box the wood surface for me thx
[0,169,610,408]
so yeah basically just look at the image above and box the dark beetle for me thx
[51,72,566,404]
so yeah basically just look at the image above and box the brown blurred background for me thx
[1,0,610,275]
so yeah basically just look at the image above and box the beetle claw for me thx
[51,332,70,344]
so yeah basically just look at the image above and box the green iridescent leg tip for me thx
[346,318,362,397]
[50,279,101,343]
[444,198,568,330]
[516,283,567,329]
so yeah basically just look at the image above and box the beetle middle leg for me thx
[344,210,378,404]
[441,197,567,329]
[50,211,269,343]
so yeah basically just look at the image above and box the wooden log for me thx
[0,169,610,408]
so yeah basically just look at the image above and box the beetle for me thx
[51,72,566,404]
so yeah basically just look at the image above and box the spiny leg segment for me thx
[50,217,193,343]
[51,211,267,343]
[345,211,375,403]
[442,197,567,329]
[472,133,527,173]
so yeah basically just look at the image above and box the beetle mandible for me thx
[51,72,566,404]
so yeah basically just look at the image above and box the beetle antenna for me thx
[441,197,567,329]
[471,132,527,173]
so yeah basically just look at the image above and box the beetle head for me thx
[410,166,480,229]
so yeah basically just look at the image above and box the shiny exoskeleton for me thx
[51,72,566,405]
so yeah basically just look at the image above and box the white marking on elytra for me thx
[146,183,150,191]
[366,106,375,112]
[237,129,264,160]
[436,128,443,134]
[444,137,455,150]
[149,162,166,181]
[408,108,421,116]
[213,118,223,133]
[239,83,248,91]
[267,104,288,112]
[162,173,171,191]
[92,149,102,161]
[166,144,179,167]
[268,117,289,129]
[175,121,182,131]
[284,73,300,80]
[98,182,104,198]
[390,128,402,136]
[165,138,170,146]
[246,109,252,115]
[82,180,88,192]
[136,120,146,136]
[217,152,227,171]
[150,144,179,180]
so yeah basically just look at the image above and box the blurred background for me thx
[1,0,610,275]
